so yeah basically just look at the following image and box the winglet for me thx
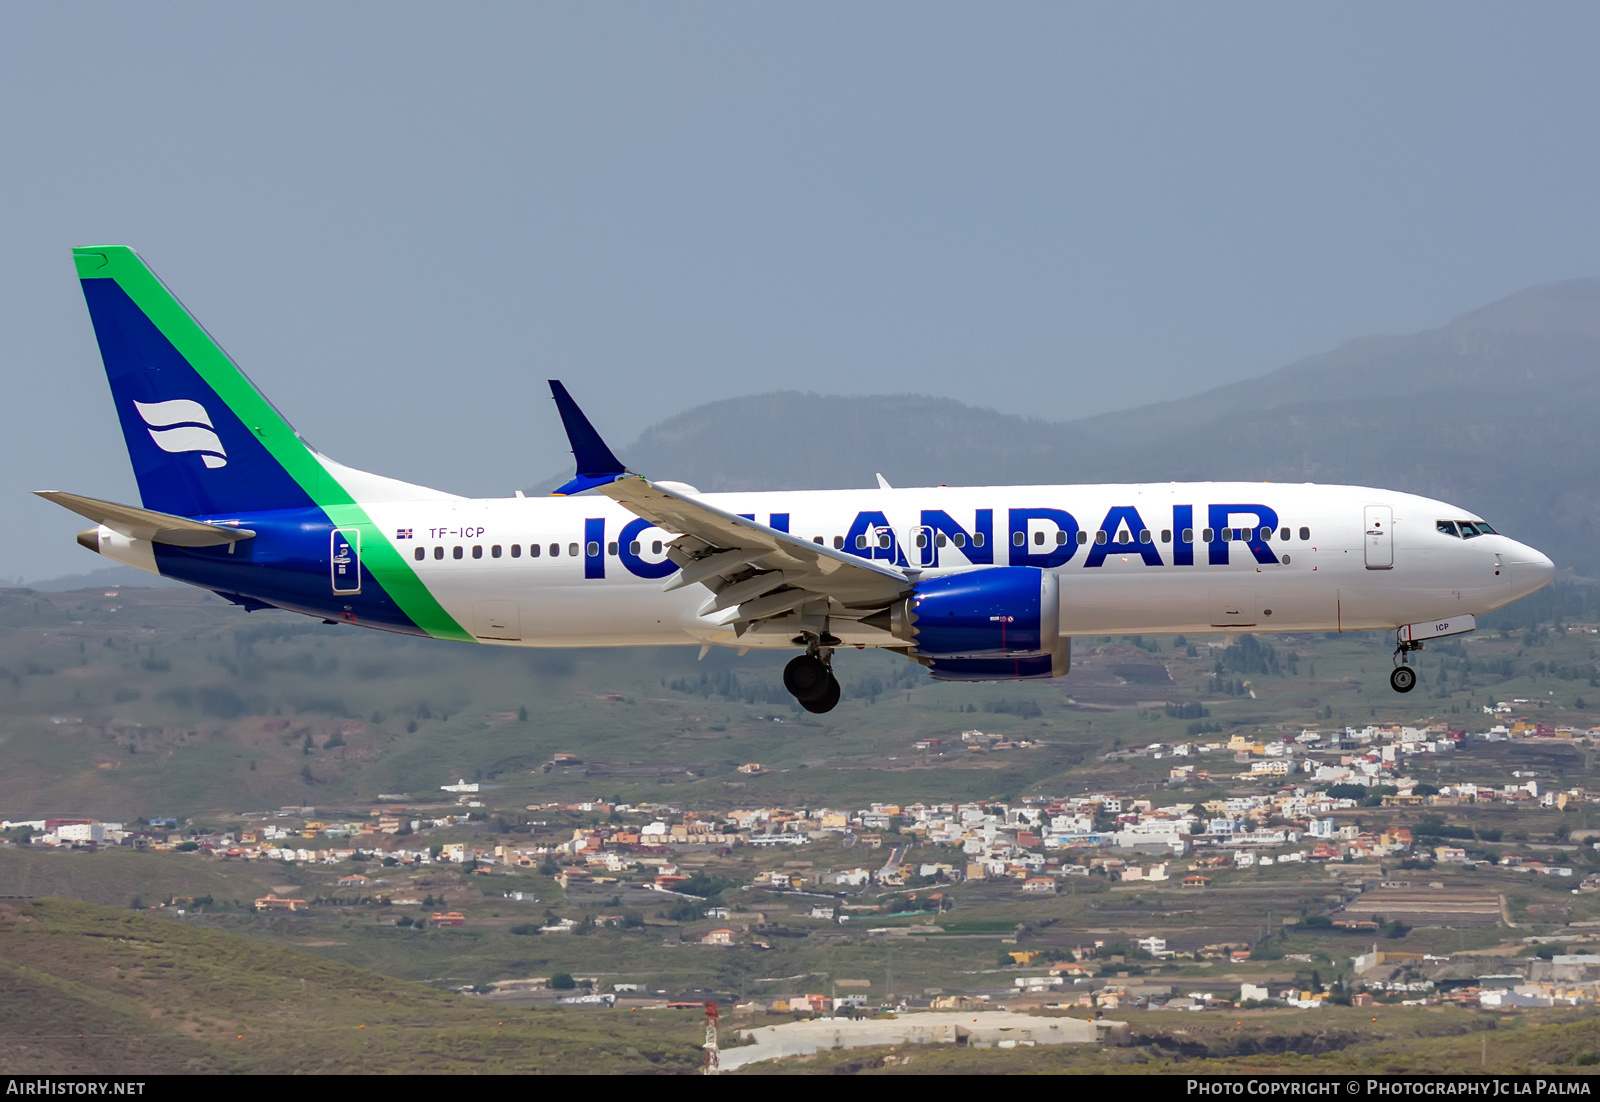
[548,381,627,495]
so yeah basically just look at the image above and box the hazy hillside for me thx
[536,278,1600,577]
[0,898,704,1074]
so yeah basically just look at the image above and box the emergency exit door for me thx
[331,529,361,593]
[1363,506,1393,570]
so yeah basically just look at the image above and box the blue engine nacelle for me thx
[888,566,1070,682]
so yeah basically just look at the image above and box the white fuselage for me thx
[351,481,1552,649]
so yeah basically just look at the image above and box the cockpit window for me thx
[1438,520,1498,538]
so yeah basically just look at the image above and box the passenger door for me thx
[1363,505,1394,570]
[331,529,361,594]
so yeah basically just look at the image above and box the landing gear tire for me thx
[799,675,841,714]
[784,654,829,699]
[1390,666,1417,694]
[784,654,841,713]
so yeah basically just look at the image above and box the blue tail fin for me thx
[75,246,319,518]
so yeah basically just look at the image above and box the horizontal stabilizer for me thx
[34,490,255,547]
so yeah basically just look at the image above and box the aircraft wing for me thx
[601,473,910,604]
[547,382,910,633]
[34,490,256,547]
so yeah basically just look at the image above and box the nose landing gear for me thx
[1390,636,1422,694]
[784,644,841,714]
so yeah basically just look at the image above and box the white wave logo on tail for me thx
[132,399,228,469]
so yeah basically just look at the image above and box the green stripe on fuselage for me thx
[74,246,472,642]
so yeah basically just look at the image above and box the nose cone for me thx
[1507,541,1555,600]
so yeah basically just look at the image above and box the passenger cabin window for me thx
[452,546,463,560]
[1259,527,1271,541]
[973,533,985,547]
[1280,527,1290,541]
[1202,528,1215,542]
[434,546,444,560]
[1076,530,1088,545]
[834,536,845,550]
[413,547,425,561]
[491,545,502,558]
[952,533,965,548]
[1182,528,1193,542]
[472,545,482,559]
[608,542,618,556]
[1055,531,1067,545]
[937,533,948,547]
[630,540,642,554]
[813,536,823,545]
[653,540,663,554]
[1161,529,1172,543]
[512,544,522,558]
[1298,527,1310,541]
[916,532,929,548]
[585,542,598,557]
[855,535,867,549]
[877,533,891,549]
[528,544,540,557]
[549,543,559,557]
[1140,529,1152,545]
[1095,530,1107,545]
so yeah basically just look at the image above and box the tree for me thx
[549,972,576,990]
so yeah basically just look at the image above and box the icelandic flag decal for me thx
[396,528,413,540]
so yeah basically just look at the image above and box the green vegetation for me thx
[6,582,1600,821]
[0,898,704,1074]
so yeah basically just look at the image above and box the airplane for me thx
[41,246,1555,714]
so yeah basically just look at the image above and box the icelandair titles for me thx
[592,503,1286,580]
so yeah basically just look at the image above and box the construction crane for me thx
[703,1001,720,1074]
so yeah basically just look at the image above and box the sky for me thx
[2,2,1599,582]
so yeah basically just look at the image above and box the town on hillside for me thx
[9,713,1600,1016]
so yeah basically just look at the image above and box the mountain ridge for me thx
[531,276,1600,576]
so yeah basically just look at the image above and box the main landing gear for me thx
[1390,637,1422,694]
[784,642,841,714]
